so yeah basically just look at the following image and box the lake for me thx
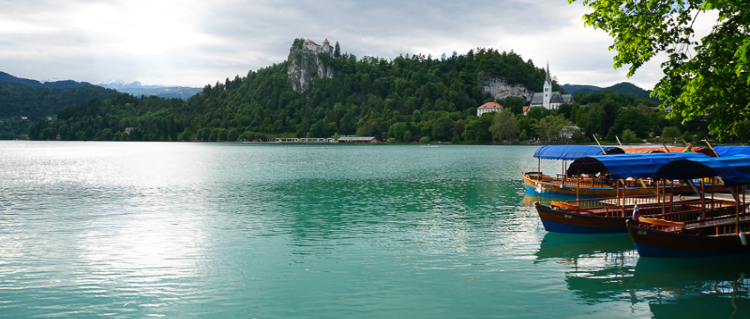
[1,141,749,318]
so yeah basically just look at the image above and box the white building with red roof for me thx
[477,101,503,116]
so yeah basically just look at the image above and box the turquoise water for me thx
[1,141,749,318]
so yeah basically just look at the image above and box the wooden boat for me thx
[534,152,728,234]
[524,150,715,198]
[522,171,692,197]
[524,145,622,197]
[627,155,750,258]
[535,193,736,234]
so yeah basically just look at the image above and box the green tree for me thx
[182,127,194,141]
[609,106,652,138]
[403,130,413,142]
[310,119,329,137]
[533,115,573,140]
[502,97,526,115]
[227,128,239,141]
[431,115,454,141]
[569,0,750,141]
[621,129,639,144]
[489,108,520,141]
[390,122,407,142]
[661,126,682,141]
[218,128,228,141]
[239,131,255,141]
[100,128,113,141]
[209,128,219,141]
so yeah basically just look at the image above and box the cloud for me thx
[0,0,674,89]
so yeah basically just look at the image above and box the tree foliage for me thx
[27,42,711,144]
[569,0,750,141]
[30,47,557,143]
[489,108,519,141]
[0,84,119,139]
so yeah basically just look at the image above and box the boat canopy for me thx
[625,146,714,156]
[625,146,682,153]
[654,155,750,187]
[713,146,750,157]
[533,145,624,160]
[566,152,708,180]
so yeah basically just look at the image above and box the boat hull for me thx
[535,204,630,234]
[628,226,750,258]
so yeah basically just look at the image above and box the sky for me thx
[0,0,717,90]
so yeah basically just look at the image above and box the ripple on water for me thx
[4,142,750,318]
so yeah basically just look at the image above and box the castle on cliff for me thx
[287,38,336,94]
[299,38,334,56]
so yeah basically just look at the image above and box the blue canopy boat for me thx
[534,153,721,234]
[627,155,750,258]
[533,145,625,160]
[713,146,750,157]
[523,146,633,197]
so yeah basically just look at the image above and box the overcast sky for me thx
[0,0,717,90]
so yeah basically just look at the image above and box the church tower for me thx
[542,62,552,109]
[322,38,332,56]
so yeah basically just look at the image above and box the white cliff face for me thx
[287,44,335,94]
[479,78,532,101]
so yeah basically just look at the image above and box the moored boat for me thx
[523,146,715,197]
[534,152,725,234]
[523,145,626,197]
[627,155,750,257]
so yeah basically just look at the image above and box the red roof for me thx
[304,39,319,46]
[323,38,329,44]
[478,101,502,109]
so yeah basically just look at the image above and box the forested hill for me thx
[0,72,121,139]
[30,47,563,142]
[562,82,660,102]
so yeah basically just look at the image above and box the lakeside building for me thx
[477,101,503,116]
[337,137,379,144]
[262,136,377,143]
[529,63,574,110]
[267,137,336,143]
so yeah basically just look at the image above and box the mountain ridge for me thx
[95,80,201,100]
[562,82,660,102]
[0,71,92,89]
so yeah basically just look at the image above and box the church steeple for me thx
[543,62,552,109]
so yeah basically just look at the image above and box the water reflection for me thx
[632,257,750,318]
[536,227,750,318]
[535,232,635,262]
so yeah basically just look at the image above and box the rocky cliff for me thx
[287,45,334,94]
[479,77,532,101]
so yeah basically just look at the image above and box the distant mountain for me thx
[96,80,201,100]
[0,71,92,88]
[560,84,602,94]
[562,82,660,102]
